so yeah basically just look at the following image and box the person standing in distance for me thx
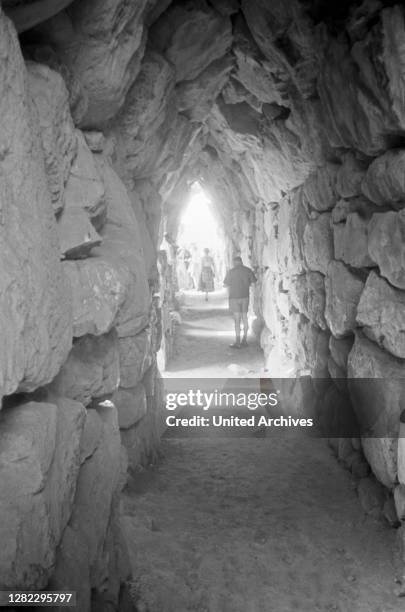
[198,248,216,301]
[223,256,257,348]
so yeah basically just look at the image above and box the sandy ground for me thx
[164,290,264,378]
[122,292,402,612]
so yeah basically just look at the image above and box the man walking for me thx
[223,256,257,348]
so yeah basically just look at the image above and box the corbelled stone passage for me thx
[1,0,405,609]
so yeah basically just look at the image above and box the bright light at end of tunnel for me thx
[178,183,221,252]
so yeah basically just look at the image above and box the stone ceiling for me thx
[5,0,403,221]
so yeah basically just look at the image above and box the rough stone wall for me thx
[2,0,405,600]
[0,3,167,608]
[152,0,405,562]
[204,0,405,560]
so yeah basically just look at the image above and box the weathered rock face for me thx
[0,398,85,588]
[3,0,405,600]
[57,207,102,260]
[357,271,405,359]
[348,332,405,489]
[176,55,234,122]
[0,14,72,399]
[303,214,334,275]
[114,384,147,430]
[302,164,339,213]
[362,150,405,205]
[64,130,106,230]
[38,0,149,127]
[324,262,365,339]
[368,210,405,290]
[150,2,232,82]
[0,4,163,603]
[49,331,120,407]
[318,7,405,155]
[336,153,367,199]
[290,272,326,330]
[333,212,374,268]
[27,61,77,214]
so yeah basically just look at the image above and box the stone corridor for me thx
[1,0,405,609]
[124,437,400,612]
[123,294,403,611]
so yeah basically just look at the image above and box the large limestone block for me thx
[382,6,405,129]
[232,18,285,107]
[3,0,75,33]
[329,335,354,372]
[121,407,162,468]
[129,189,157,281]
[176,55,234,122]
[113,50,175,149]
[43,0,148,127]
[114,383,147,430]
[49,525,91,612]
[362,149,405,205]
[292,314,330,378]
[0,14,72,400]
[51,403,127,609]
[222,77,263,111]
[348,332,405,488]
[318,10,405,155]
[79,408,104,464]
[56,207,102,260]
[0,399,85,588]
[63,259,126,338]
[134,179,162,247]
[331,197,377,225]
[93,158,150,336]
[301,164,339,212]
[49,330,120,406]
[289,272,327,330]
[206,97,316,203]
[64,131,106,231]
[60,159,150,339]
[276,193,307,275]
[336,153,367,199]
[303,213,333,274]
[274,282,291,321]
[27,61,77,214]
[325,262,365,338]
[334,212,374,268]
[119,328,153,389]
[90,496,131,609]
[261,271,286,342]
[27,43,88,125]
[150,3,232,82]
[241,0,317,99]
[121,376,165,467]
[360,437,398,491]
[119,101,196,181]
[357,271,405,359]
[68,403,122,581]
[46,398,87,536]
[368,210,405,290]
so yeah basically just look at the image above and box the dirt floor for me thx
[122,292,402,612]
[163,289,264,378]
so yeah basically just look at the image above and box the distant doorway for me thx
[176,182,225,292]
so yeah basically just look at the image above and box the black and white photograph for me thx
[0,0,405,610]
